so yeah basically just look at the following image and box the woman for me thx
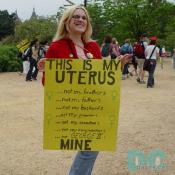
[110,37,120,59]
[38,5,129,175]
[101,35,112,59]
[144,37,159,88]
[38,5,100,175]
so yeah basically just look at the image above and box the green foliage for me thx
[165,20,175,50]
[0,35,16,45]
[86,0,175,48]
[1,0,175,51]
[0,45,21,72]
[87,3,104,43]
[14,16,57,43]
[0,10,16,41]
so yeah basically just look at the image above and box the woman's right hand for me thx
[38,58,46,71]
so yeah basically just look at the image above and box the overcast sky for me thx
[0,0,84,20]
[0,0,174,21]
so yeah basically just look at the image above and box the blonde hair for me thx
[125,38,130,43]
[112,37,116,44]
[53,5,92,42]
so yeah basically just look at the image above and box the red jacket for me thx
[42,39,102,84]
[45,39,101,59]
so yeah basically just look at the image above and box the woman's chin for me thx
[74,29,86,35]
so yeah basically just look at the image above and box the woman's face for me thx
[68,8,88,35]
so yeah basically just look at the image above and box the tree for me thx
[14,16,57,43]
[165,13,175,50]
[0,10,16,40]
[87,3,104,42]
[86,0,175,47]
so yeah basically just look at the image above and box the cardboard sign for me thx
[16,39,29,53]
[44,59,121,151]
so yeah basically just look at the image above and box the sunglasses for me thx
[72,15,87,20]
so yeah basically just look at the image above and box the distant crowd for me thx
[17,34,175,88]
[100,34,175,88]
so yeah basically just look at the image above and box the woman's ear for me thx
[65,21,70,32]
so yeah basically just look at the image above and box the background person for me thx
[144,36,159,88]
[159,46,166,69]
[26,39,40,81]
[131,41,138,76]
[25,39,46,81]
[21,46,31,74]
[172,48,175,69]
[110,37,120,59]
[101,35,112,59]
[120,38,133,80]
[135,34,148,84]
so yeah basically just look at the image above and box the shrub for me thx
[0,45,21,72]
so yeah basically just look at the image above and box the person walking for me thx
[26,39,40,81]
[120,39,133,80]
[159,46,166,69]
[144,36,159,88]
[131,42,138,76]
[135,34,148,84]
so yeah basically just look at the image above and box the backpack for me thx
[120,44,130,55]
[101,43,111,57]
[134,42,145,58]
[159,48,163,57]
[22,47,32,60]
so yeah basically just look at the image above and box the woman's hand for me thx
[38,58,46,71]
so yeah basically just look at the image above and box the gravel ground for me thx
[0,58,175,175]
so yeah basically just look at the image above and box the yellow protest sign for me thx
[44,59,121,151]
[16,39,30,53]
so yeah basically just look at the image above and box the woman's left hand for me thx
[38,58,46,71]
